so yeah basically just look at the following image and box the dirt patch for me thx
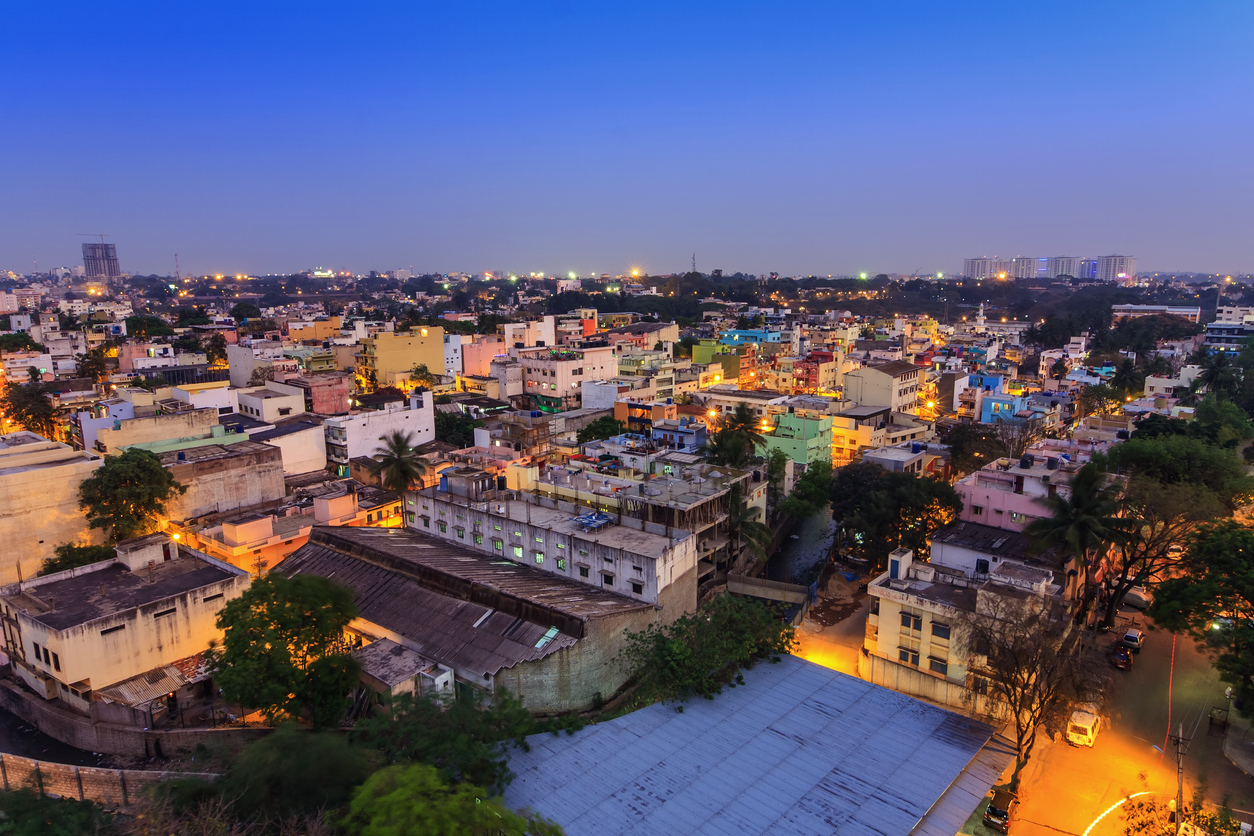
[808,597,865,627]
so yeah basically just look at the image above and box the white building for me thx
[502,316,557,350]
[443,333,469,377]
[324,391,434,477]
[1097,255,1137,282]
[237,381,307,423]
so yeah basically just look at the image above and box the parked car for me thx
[1067,705,1102,747]
[982,789,1019,833]
[1122,629,1145,652]
[1109,646,1133,670]
[1123,586,1154,609]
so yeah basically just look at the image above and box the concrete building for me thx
[1096,255,1137,282]
[0,433,104,583]
[516,345,617,412]
[953,454,1081,533]
[501,317,556,350]
[248,420,327,475]
[443,333,469,377]
[0,534,250,719]
[94,408,221,456]
[279,372,352,415]
[842,360,923,414]
[1111,304,1201,323]
[279,526,661,712]
[157,440,286,521]
[236,381,306,423]
[758,412,833,468]
[323,391,434,477]
[354,327,446,392]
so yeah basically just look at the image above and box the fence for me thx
[0,752,218,806]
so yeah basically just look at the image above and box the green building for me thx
[757,412,833,467]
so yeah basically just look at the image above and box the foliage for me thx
[124,315,174,338]
[368,430,430,493]
[1150,521,1254,709]
[1077,383,1121,417]
[229,301,261,320]
[617,594,796,705]
[699,428,752,468]
[575,416,624,444]
[725,482,772,564]
[0,332,46,353]
[829,462,961,568]
[1099,434,1254,510]
[1109,357,1145,396]
[964,596,1082,789]
[1121,790,1244,835]
[764,447,788,513]
[0,379,57,438]
[1198,350,1240,395]
[175,306,212,326]
[341,763,564,836]
[41,543,116,575]
[217,722,371,818]
[409,363,436,389]
[433,410,477,448]
[943,423,1004,476]
[204,332,228,366]
[989,414,1043,459]
[777,461,832,520]
[129,374,171,391]
[0,788,115,836]
[211,574,360,727]
[1103,478,1225,626]
[75,348,108,383]
[352,688,535,793]
[720,402,767,451]
[246,366,275,386]
[78,449,186,540]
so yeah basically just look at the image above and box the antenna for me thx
[76,233,110,244]
[174,253,181,283]
[692,253,696,274]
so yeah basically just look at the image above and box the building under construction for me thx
[82,243,120,279]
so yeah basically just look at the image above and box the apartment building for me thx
[323,391,434,477]
[758,412,833,468]
[516,345,617,412]
[842,361,923,413]
[354,327,446,392]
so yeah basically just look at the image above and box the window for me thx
[535,535,543,543]
[972,676,989,695]
[407,512,416,524]
[51,652,60,672]
[456,528,465,539]
[494,525,502,531]
[43,647,50,664]
[534,552,544,564]
[579,566,589,578]
[100,624,126,636]
[557,558,566,570]
[438,522,447,533]
[631,582,643,595]
[633,565,643,575]
[899,612,922,631]
[602,573,614,586]
[557,543,566,550]
[898,648,920,666]
[473,533,483,545]
[928,657,948,676]
[366,513,373,523]
[513,531,522,537]
[423,517,430,528]
[154,607,177,618]
[513,545,524,558]
[971,505,984,515]
[579,549,588,556]
[931,622,951,640]
[32,642,40,662]
[203,592,224,603]
[493,539,503,552]
[1010,511,1027,524]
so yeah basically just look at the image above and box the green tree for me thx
[0,333,46,352]
[1049,357,1069,380]
[229,301,261,320]
[42,543,116,575]
[1077,383,1121,417]
[719,402,767,450]
[75,348,108,383]
[699,428,752,468]
[575,416,624,444]
[204,332,228,365]
[1198,351,1240,395]
[368,430,429,493]
[434,410,477,448]
[725,482,772,565]
[78,449,186,540]
[409,363,437,389]
[829,463,961,568]
[1150,521,1254,709]
[1024,463,1128,617]
[944,423,1003,476]
[0,379,57,438]
[341,763,564,836]
[1100,434,1254,510]
[617,594,796,705]
[0,787,116,836]
[1109,357,1145,396]
[218,722,370,818]
[778,461,833,521]
[352,688,534,793]
[210,574,360,727]
[124,315,174,338]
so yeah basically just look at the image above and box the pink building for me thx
[462,335,506,377]
[953,453,1078,533]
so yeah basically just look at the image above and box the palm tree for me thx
[1110,358,1144,397]
[699,430,751,469]
[719,402,768,451]
[368,430,429,494]
[1198,352,1240,396]
[1141,354,1171,378]
[1025,463,1129,619]
[725,483,773,566]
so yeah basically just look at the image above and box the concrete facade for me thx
[159,441,286,520]
[354,328,446,391]
[323,391,434,477]
[0,433,104,584]
[95,409,220,456]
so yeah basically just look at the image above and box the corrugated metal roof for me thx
[96,666,185,707]
[504,656,1002,836]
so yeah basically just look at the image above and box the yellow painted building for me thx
[354,327,446,392]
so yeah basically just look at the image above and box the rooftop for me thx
[931,521,1057,565]
[157,439,278,467]
[353,639,441,687]
[250,420,322,442]
[504,655,1011,836]
[869,360,922,377]
[1,552,237,632]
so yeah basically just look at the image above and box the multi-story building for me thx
[280,372,352,415]
[323,391,435,477]
[0,534,249,720]
[1096,255,1137,282]
[500,317,556,350]
[758,412,833,469]
[354,327,446,392]
[443,333,469,377]
[81,243,121,279]
[842,360,923,414]
[1111,304,1201,323]
[516,345,617,412]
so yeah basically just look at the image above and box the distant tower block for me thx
[82,243,121,279]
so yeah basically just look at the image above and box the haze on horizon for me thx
[2,2,1251,278]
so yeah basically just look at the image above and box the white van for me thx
[1067,705,1102,747]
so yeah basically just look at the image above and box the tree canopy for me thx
[211,574,360,727]
[0,378,57,438]
[78,449,186,540]
[434,410,477,448]
[1099,434,1254,510]
[41,543,116,576]
[829,462,961,567]
[575,416,624,444]
[368,430,429,492]
[229,301,261,320]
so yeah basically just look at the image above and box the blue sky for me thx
[2,1,1251,277]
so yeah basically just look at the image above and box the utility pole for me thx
[1171,722,1188,835]
[692,253,696,274]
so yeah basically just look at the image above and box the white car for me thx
[1123,586,1153,609]
[1122,629,1146,652]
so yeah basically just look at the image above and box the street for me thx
[792,580,1254,834]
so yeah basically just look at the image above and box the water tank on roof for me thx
[177,451,186,462]
[531,411,541,418]
[666,398,673,404]
[1019,454,1034,469]
[1047,457,1059,470]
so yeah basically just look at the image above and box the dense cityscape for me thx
[4,3,1253,835]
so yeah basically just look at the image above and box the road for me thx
[1013,615,1254,835]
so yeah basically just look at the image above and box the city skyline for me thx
[3,3,1252,276]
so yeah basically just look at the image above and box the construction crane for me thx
[76,233,110,244]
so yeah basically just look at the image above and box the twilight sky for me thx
[2,1,1252,278]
